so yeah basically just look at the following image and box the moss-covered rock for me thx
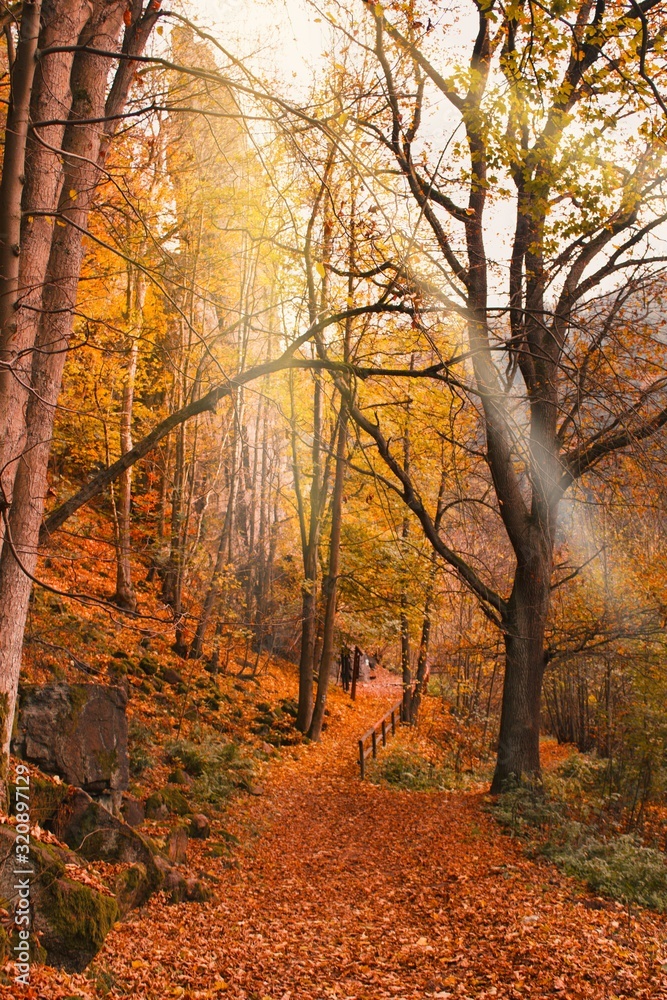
[114,863,154,915]
[38,878,118,971]
[146,786,190,817]
[138,655,158,676]
[0,825,119,972]
[12,683,129,795]
[8,774,69,826]
[52,789,161,892]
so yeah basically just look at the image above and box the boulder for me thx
[0,824,118,972]
[120,793,145,828]
[9,774,69,827]
[51,788,161,892]
[161,667,184,686]
[114,863,154,916]
[167,767,193,786]
[153,854,210,904]
[145,786,190,818]
[138,655,158,676]
[12,684,129,802]
[166,873,211,904]
[189,813,211,840]
[145,795,169,820]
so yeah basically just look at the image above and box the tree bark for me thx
[410,551,436,725]
[0,0,42,447]
[490,541,552,792]
[293,371,327,735]
[189,403,240,659]
[0,0,91,509]
[400,400,412,723]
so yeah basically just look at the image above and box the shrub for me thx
[367,748,454,791]
[165,737,254,807]
[492,757,667,912]
[556,835,667,912]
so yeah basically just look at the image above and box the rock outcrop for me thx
[12,684,129,812]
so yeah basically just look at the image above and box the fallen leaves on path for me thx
[20,678,667,1000]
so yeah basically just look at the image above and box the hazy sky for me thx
[190,0,329,92]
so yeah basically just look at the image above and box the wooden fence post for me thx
[381,718,387,746]
[359,738,365,779]
[372,729,377,758]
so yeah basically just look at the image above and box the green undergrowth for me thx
[493,753,667,912]
[366,747,457,791]
[165,734,255,807]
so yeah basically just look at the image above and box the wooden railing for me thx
[358,700,403,779]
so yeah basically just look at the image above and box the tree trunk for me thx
[0,0,91,508]
[111,270,144,611]
[490,548,551,793]
[309,400,347,741]
[0,1,42,494]
[294,371,326,735]
[410,552,436,724]
[189,458,236,659]
[295,565,317,733]
[161,409,185,609]
[400,396,412,723]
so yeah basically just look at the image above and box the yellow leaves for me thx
[69,189,77,201]
[315,262,326,278]
[373,2,383,15]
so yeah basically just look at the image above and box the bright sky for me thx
[184,0,329,93]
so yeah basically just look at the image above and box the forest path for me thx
[53,680,667,1000]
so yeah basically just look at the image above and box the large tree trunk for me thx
[400,398,412,723]
[294,373,326,735]
[0,0,42,452]
[490,544,552,793]
[189,430,238,659]
[0,0,91,508]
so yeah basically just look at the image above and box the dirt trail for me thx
[36,681,667,999]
